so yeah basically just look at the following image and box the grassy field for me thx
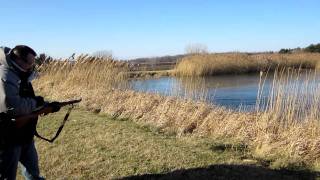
[17,108,319,179]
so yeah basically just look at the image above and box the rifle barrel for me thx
[59,99,82,107]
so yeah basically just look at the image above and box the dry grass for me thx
[31,109,255,179]
[28,109,316,179]
[175,53,320,76]
[33,56,320,170]
[253,68,320,169]
[34,55,129,99]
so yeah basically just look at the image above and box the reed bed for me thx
[175,53,320,76]
[252,68,320,168]
[34,57,320,169]
[35,55,128,97]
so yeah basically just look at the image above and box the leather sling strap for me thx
[35,105,74,143]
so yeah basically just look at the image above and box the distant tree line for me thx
[305,43,320,53]
[35,53,53,66]
[279,43,320,54]
[185,43,208,55]
[129,55,186,64]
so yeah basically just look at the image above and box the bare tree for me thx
[35,53,53,66]
[185,43,208,55]
[92,50,113,60]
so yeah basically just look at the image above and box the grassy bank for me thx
[127,70,174,79]
[27,109,318,179]
[33,56,320,171]
[175,53,320,76]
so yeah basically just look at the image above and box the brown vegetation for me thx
[33,55,320,169]
[175,53,320,76]
[36,54,128,93]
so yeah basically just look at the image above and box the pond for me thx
[129,70,320,111]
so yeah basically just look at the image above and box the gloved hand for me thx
[34,96,45,107]
[48,102,61,113]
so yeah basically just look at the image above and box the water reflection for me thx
[129,70,320,111]
[129,73,268,109]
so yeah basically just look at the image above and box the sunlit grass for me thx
[34,109,252,179]
[175,53,320,76]
[34,55,129,100]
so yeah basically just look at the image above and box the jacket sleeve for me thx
[1,78,37,116]
[0,47,6,65]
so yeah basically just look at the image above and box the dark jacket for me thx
[0,47,39,147]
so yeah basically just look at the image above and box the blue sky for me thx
[1,0,319,59]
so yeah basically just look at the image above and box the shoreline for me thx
[33,56,320,170]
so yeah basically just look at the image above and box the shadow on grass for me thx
[210,143,248,152]
[120,164,320,180]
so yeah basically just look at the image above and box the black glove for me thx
[34,96,45,107]
[48,102,61,113]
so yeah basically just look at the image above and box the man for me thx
[0,45,60,180]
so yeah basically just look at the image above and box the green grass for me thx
[18,108,318,179]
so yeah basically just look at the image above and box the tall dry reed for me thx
[175,53,320,76]
[252,68,320,168]
[34,55,129,99]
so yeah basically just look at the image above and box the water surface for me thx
[129,71,320,110]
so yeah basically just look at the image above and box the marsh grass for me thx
[175,53,320,76]
[40,55,128,86]
[33,55,320,170]
[34,55,129,100]
[252,68,320,169]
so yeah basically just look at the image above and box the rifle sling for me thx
[35,106,73,143]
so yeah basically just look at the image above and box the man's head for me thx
[9,45,37,71]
